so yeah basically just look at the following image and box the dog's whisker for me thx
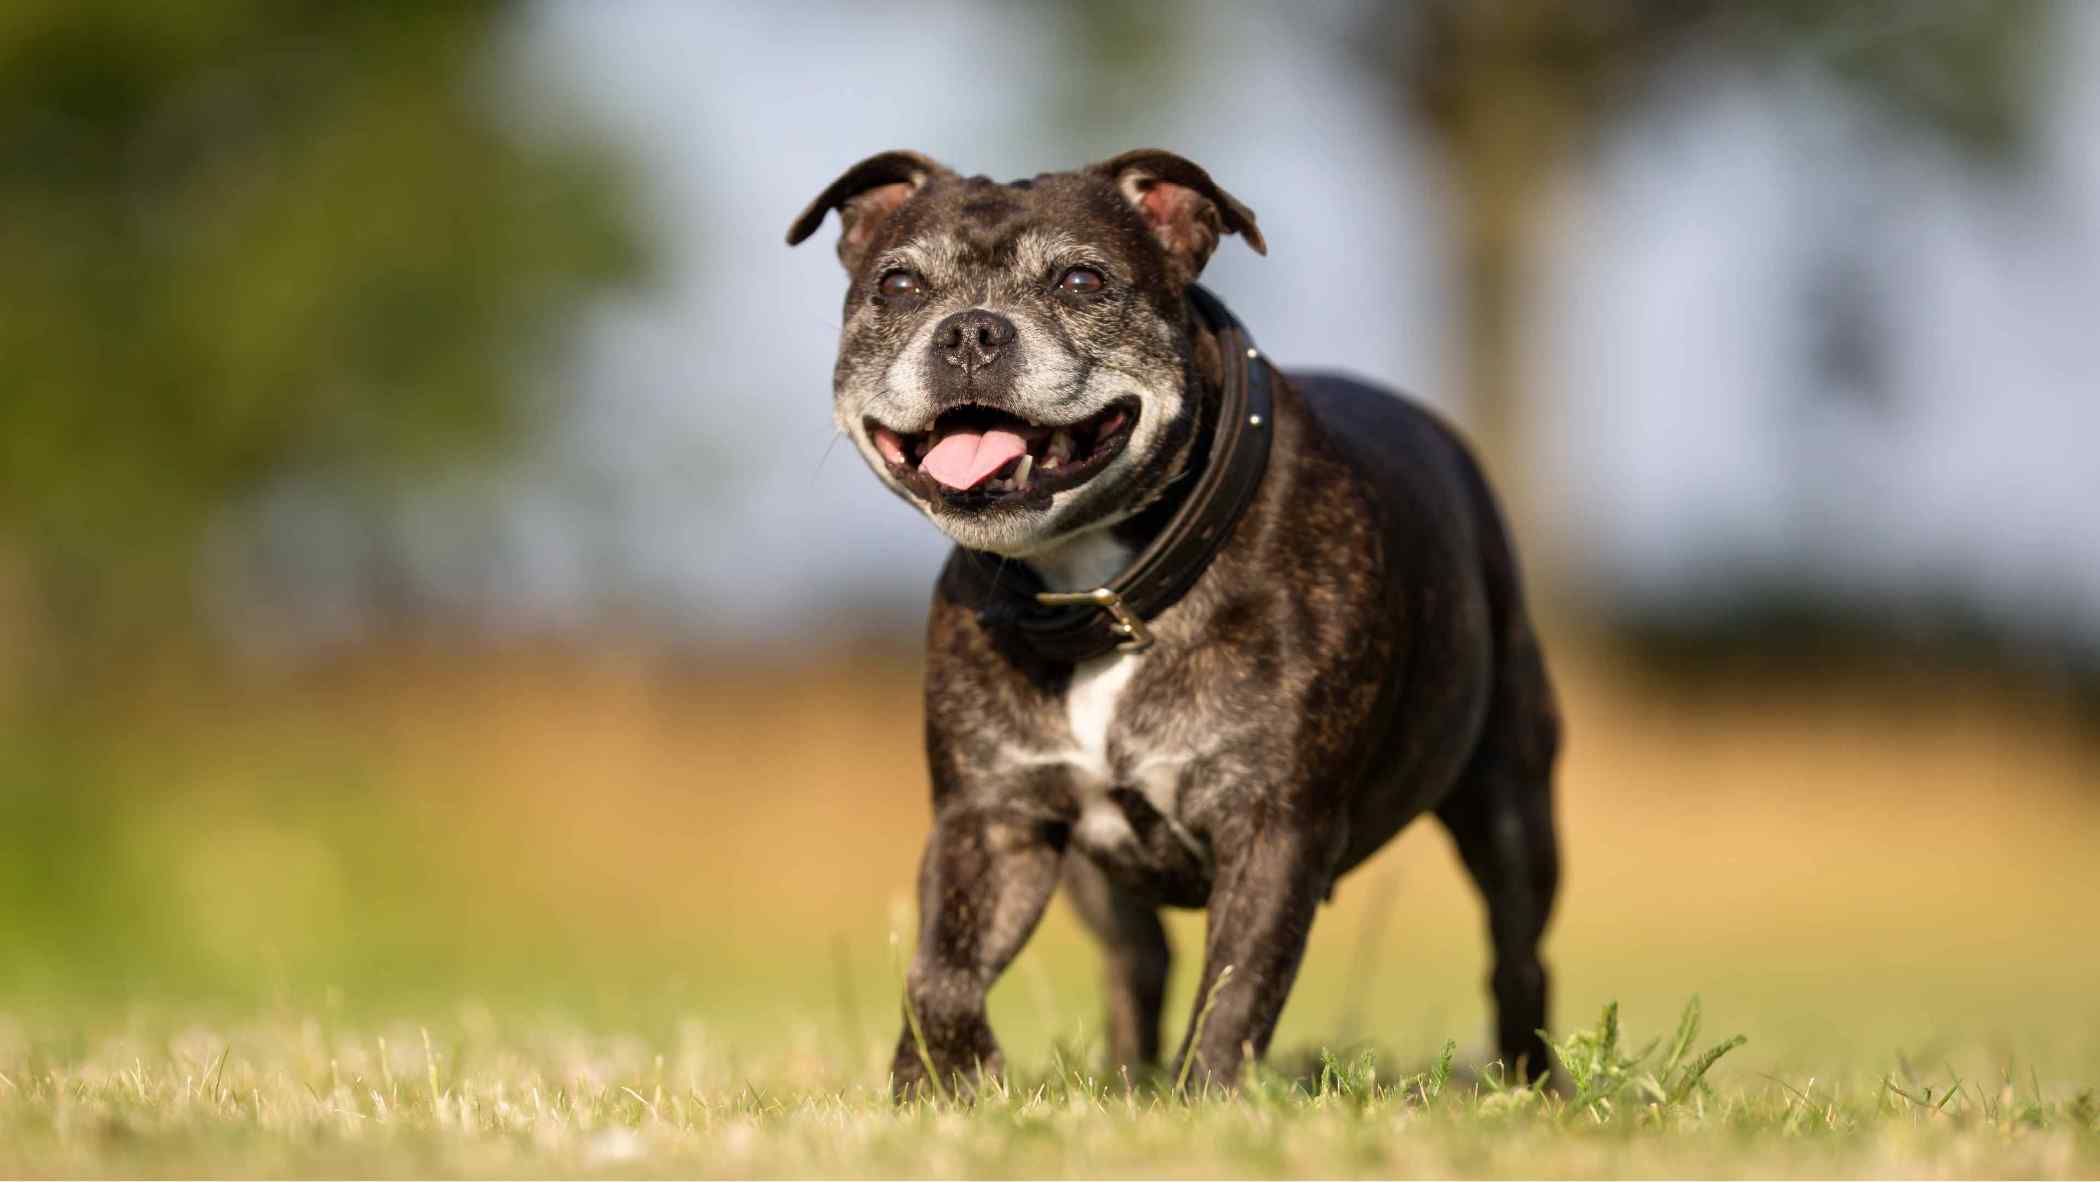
[813,429,848,482]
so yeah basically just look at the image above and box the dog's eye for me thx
[1057,267,1105,296]
[878,270,924,300]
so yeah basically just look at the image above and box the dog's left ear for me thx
[1092,150,1266,285]
[787,150,953,271]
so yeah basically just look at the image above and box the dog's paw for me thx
[889,1041,1003,1105]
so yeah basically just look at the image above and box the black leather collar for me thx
[961,286,1275,664]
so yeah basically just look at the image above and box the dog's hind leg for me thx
[1436,619,1562,1083]
[1063,855,1171,1071]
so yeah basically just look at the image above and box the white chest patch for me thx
[1059,650,1206,862]
[1065,650,1139,786]
[1066,651,1139,853]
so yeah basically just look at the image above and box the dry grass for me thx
[0,1000,2094,1178]
[5,632,2098,1175]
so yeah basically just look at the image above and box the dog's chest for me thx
[998,537,1209,868]
[1062,651,1137,783]
[1045,651,1204,861]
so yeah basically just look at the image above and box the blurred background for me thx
[3,0,2097,1083]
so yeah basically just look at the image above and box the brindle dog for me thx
[789,150,1561,1098]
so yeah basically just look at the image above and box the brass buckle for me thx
[1035,587,1154,654]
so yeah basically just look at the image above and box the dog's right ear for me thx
[787,150,952,271]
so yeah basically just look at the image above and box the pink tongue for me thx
[920,428,1027,490]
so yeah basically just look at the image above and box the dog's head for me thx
[788,150,1264,558]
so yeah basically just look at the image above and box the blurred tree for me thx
[1355,0,2046,531]
[0,0,645,690]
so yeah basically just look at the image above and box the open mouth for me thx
[866,399,1137,510]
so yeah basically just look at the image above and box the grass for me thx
[4,638,2099,1174]
[1,999,2095,1177]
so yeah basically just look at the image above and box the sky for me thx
[248,0,2100,659]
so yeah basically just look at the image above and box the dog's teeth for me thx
[1041,455,1061,471]
[1048,430,1073,462]
[1014,455,1034,487]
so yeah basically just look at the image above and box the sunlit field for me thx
[4,998,2095,1178]
[7,0,2097,1175]
[3,635,2097,1175]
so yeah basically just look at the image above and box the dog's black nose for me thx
[932,309,1016,373]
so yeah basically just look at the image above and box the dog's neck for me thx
[1025,529,1135,592]
[1023,300,1225,593]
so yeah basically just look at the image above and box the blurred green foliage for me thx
[0,0,646,673]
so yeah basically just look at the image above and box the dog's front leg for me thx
[1173,818,1339,1090]
[890,804,1065,1101]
